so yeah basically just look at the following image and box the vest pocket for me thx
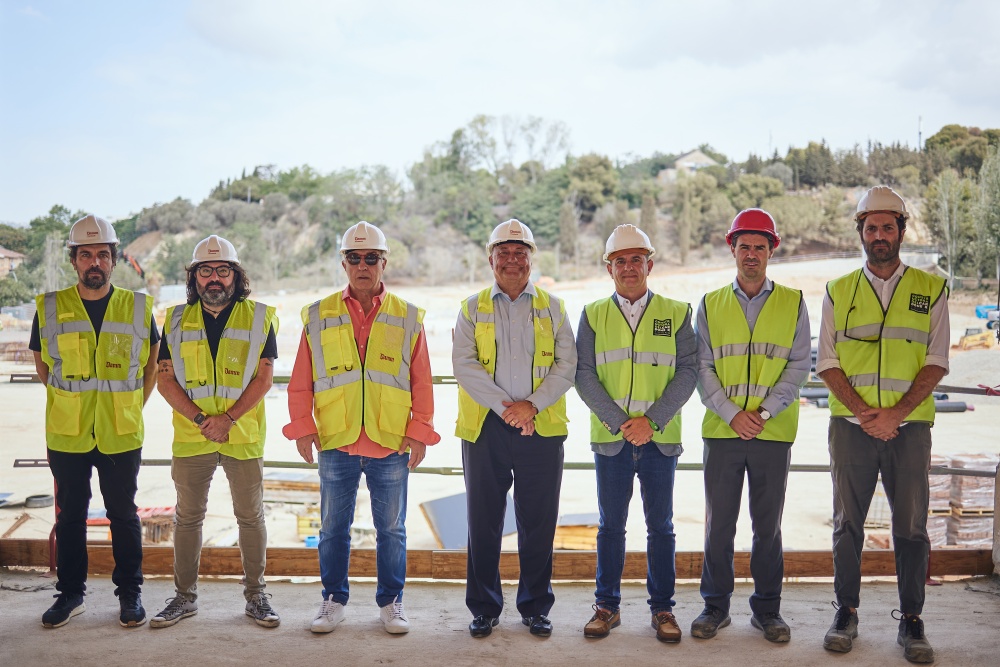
[56,332,88,378]
[377,394,411,437]
[48,388,81,436]
[180,340,207,386]
[112,391,142,435]
[315,388,347,432]
[229,410,259,445]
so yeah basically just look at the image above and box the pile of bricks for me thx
[946,453,997,547]
[927,454,951,547]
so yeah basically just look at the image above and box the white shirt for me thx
[616,291,649,333]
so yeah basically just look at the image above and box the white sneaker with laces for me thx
[310,595,346,633]
[379,601,410,634]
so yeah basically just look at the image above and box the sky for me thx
[1,0,999,225]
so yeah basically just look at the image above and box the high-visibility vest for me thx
[37,286,153,454]
[827,267,946,422]
[302,291,423,451]
[164,300,277,459]
[455,287,569,442]
[701,284,802,442]
[584,294,689,444]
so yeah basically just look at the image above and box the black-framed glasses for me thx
[197,265,233,278]
[345,252,383,266]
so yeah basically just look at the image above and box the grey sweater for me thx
[575,291,698,457]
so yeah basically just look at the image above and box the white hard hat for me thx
[855,185,909,222]
[603,224,655,263]
[486,219,537,254]
[67,215,119,247]
[191,235,240,265]
[341,221,389,255]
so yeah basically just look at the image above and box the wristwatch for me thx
[193,412,208,425]
[757,407,772,421]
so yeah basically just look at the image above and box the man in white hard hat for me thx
[692,209,810,644]
[153,235,281,629]
[284,221,439,635]
[576,224,696,643]
[818,186,948,664]
[30,214,159,629]
[453,219,576,639]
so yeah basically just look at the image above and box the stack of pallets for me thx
[946,453,997,547]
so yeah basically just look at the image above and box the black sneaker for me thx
[751,611,791,642]
[690,604,731,639]
[119,590,146,627]
[823,602,858,653]
[893,610,934,664]
[42,593,86,628]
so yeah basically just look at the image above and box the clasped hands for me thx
[199,414,233,443]
[620,416,655,445]
[857,406,902,441]
[502,400,538,436]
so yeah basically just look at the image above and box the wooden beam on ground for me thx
[1,539,994,579]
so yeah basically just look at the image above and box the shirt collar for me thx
[342,282,387,305]
[862,261,907,283]
[615,289,650,309]
[731,277,773,299]
[490,281,537,302]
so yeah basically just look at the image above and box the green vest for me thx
[701,283,802,442]
[37,286,153,454]
[164,300,277,459]
[827,267,946,422]
[302,291,424,452]
[455,286,569,442]
[584,294,688,444]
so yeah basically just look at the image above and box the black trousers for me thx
[48,447,143,597]
[463,412,564,618]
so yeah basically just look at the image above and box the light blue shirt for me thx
[453,282,577,417]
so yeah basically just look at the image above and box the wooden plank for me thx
[1,539,993,578]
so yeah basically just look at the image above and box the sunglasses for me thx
[197,265,233,278]
[345,252,384,266]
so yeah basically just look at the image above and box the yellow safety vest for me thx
[302,291,424,451]
[701,284,802,442]
[585,294,688,444]
[164,300,277,459]
[827,267,946,422]
[37,286,153,454]
[455,286,569,442]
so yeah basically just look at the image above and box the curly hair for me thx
[185,263,252,305]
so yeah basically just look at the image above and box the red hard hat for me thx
[725,208,780,249]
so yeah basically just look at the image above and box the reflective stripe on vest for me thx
[37,286,152,454]
[455,286,569,442]
[585,294,687,445]
[700,283,802,442]
[827,267,946,422]
[302,291,423,451]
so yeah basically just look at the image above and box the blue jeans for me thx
[318,448,409,608]
[595,444,677,613]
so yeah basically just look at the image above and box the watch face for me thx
[760,409,771,420]
[194,412,206,425]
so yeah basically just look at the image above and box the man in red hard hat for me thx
[692,209,811,643]
[818,186,948,664]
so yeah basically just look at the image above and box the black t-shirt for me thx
[29,285,161,351]
[158,300,278,362]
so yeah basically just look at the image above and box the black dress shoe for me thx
[469,615,499,638]
[522,615,553,637]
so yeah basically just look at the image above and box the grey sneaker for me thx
[150,596,198,629]
[690,604,731,639]
[42,593,85,628]
[894,611,934,664]
[823,602,858,653]
[246,592,280,628]
[751,611,790,642]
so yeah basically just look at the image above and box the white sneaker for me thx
[379,601,410,634]
[310,595,346,633]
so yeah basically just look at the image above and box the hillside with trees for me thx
[2,119,999,307]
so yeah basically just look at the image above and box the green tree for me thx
[974,145,1000,282]
[0,275,34,307]
[0,224,29,254]
[558,200,578,259]
[924,169,978,288]
[669,172,735,252]
[834,146,868,187]
[726,174,785,211]
[509,166,571,244]
[568,154,619,223]
[759,195,825,254]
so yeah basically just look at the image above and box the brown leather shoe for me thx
[584,605,621,638]
[652,611,682,643]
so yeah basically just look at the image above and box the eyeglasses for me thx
[345,252,383,266]
[197,265,233,278]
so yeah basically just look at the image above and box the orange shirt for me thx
[282,284,440,457]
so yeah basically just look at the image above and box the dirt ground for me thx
[2,569,999,666]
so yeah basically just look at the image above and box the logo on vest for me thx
[380,353,395,362]
[105,361,122,369]
[652,318,672,337]
[909,293,930,315]
[225,368,241,376]
[541,350,553,357]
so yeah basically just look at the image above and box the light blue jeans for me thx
[317,448,409,608]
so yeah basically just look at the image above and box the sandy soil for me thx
[2,257,998,553]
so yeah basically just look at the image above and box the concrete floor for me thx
[2,569,999,666]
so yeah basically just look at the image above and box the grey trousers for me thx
[829,419,931,615]
[171,453,267,602]
[700,437,792,615]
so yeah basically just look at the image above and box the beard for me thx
[198,281,235,307]
[81,268,109,290]
[864,238,900,264]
